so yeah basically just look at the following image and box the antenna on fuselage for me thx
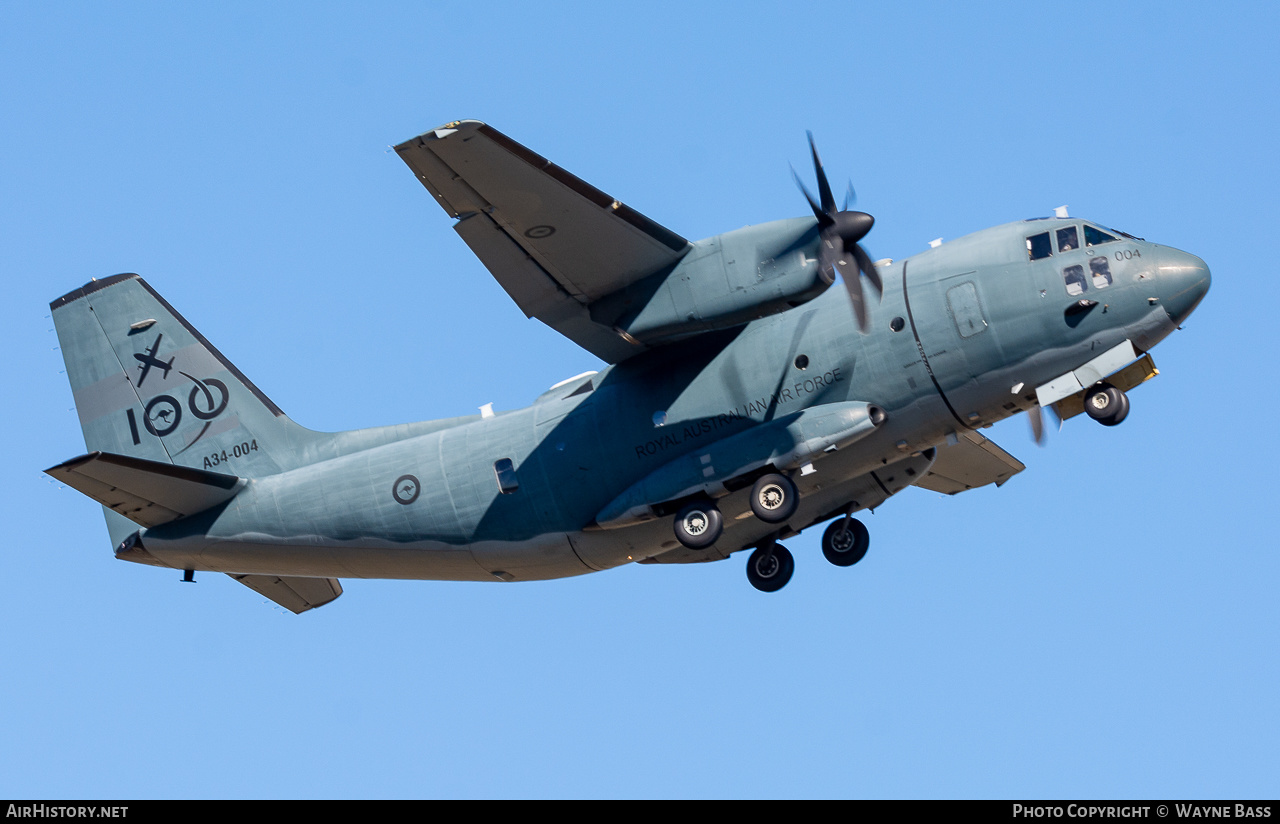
[1054,205,1069,218]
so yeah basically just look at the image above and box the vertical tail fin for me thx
[51,274,318,485]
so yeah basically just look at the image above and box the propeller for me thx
[792,132,882,331]
[1027,403,1061,446]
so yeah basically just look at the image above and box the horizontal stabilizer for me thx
[45,451,243,528]
[914,431,1024,495]
[229,574,342,614]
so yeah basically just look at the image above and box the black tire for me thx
[1084,383,1129,426]
[1101,390,1130,426]
[746,544,794,592]
[822,518,869,567]
[673,500,723,549]
[750,473,798,524]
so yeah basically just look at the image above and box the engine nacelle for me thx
[594,218,828,346]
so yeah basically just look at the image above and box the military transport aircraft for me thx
[46,120,1211,613]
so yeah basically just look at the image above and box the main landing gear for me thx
[665,471,871,594]
[821,516,869,567]
[673,499,723,549]
[746,540,794,592]
[1083,382,1130,427]
[742,515,871,592]
[671,473,799,550]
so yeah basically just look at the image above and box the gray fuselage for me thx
[134,217,1209,583]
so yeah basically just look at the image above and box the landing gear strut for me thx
[1084,382,1130,427]
[821,516,869,567]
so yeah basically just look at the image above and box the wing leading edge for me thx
[395,121,691,362]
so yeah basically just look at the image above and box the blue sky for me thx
[3,1,1278,799]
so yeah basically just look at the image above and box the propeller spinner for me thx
[792,132,883,331]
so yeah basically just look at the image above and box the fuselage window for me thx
[1084,225,1118,246]
[1056,226,1080,253]
[1090,257,1113,288]
[1027,232,1052,260]
[1063,264,1087,296]
[493,458,519,494]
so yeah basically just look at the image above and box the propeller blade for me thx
[849,242,883,297]
[815,236,838,285]
[794,131,878,335]
[806,131,836,217]
[842,181,856,212]
[791,164,829,227]
[1046,402,1063,431]
[839,259,870,332]
[1029,405,1046,445]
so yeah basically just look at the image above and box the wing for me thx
[914,431,1025,495]
[395,121,691,362]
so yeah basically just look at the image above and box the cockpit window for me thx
[1063,264,1087,296]
[1084,225,1118,246]
[1027,232,1052,261]
[1056,226,1080,253]
[1090,257,1113,288]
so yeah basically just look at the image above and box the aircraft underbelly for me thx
[136,531,592,582]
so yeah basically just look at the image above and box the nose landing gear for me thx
[1084,383,1130,427]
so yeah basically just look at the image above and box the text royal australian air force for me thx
[634,366,845,459]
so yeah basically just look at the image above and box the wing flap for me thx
[46,451,243,528]
[915,431,1025,495]
[229,574,342,614]
[453,211,640,363]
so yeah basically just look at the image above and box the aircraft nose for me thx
[1156,247,1211,326]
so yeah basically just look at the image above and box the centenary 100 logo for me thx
[125,371,230,450]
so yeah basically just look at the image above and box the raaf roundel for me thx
[46,120,1211,612]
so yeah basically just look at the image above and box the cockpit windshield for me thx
[1083,224,1119,247]
[1088,222,1142,241]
